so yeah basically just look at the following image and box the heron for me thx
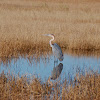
[43,34,64,61]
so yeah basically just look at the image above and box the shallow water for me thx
[0,53,100,82]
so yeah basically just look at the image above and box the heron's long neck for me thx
[49,36,54,47]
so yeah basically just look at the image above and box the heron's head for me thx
[43,34,55,38]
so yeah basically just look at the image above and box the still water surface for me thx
[0,53,100,81]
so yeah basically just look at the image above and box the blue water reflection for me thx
[0,53,100,81]
[51,63,63,80]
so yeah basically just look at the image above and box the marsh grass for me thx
[0,70,100,100]
[0,0,100,58]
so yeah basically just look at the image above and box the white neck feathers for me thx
[49,35,54,47]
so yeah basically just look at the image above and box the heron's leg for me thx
[54,56,58,62]
[54,56,58,66]
[54,56,56,67]
[55,59,58,66]
[54,60,55,67]
[57,59,58,64]
[54,56,56,61]
[54,60,58,67]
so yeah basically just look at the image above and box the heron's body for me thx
[44,34,64,61]
[52,43,63,61]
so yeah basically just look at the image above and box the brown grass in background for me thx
[0,71,100,100]
[0,0,100,58]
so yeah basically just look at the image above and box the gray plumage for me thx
[52,43,63,61]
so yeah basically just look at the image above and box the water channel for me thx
[0,53,100,82]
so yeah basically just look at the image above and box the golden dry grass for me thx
[62,71,100,100]
[0,71,100,100]
[0,0,100,58]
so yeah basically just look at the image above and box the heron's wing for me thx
[52,43,63,54]
[52,43,63,61]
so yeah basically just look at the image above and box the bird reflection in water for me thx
[48,63,63,85]
[51,63,63,80]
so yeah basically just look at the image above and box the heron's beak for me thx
[42,34,49,36]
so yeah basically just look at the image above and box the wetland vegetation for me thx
[0,71,100,100]
[0,0,100,100]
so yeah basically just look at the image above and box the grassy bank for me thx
[0,0,100,57]
[0,71,100,100]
